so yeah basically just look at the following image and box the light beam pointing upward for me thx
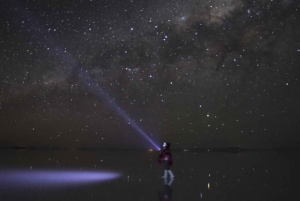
[78,70,161,151]
[1,0,160,151]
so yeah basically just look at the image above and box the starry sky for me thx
[1,0,300,150]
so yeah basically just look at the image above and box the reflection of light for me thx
[0,170,121,188]
[208,183,210,189]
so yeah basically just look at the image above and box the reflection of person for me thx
[158,177,174,201]
[158,142,174,178]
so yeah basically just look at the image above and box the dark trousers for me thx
[163,160,170,170]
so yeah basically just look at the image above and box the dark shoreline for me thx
[0,146,299,153]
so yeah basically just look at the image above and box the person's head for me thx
[163,142,171,149]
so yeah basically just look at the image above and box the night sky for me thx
[1,0,300,150]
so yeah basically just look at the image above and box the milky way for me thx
[0,0,299,149]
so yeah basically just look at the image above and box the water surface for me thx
[0,149,298,200]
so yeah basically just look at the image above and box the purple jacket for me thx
[158,148,173,166]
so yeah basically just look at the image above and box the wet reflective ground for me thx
[0,149,299,201]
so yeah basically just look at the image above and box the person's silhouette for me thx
[158,142,175,178]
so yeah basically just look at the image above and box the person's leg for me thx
[164,161,174,177]
[168,170,175,178]
[162,160,169,178]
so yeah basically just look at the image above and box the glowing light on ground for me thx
[0,169,121,188]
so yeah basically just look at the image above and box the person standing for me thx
[158,142,174,178]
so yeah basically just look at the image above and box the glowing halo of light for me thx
[0,169,121,188]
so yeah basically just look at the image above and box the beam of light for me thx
[1,0,161,151]
[78,70,161,151]
[0,170,121,188]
